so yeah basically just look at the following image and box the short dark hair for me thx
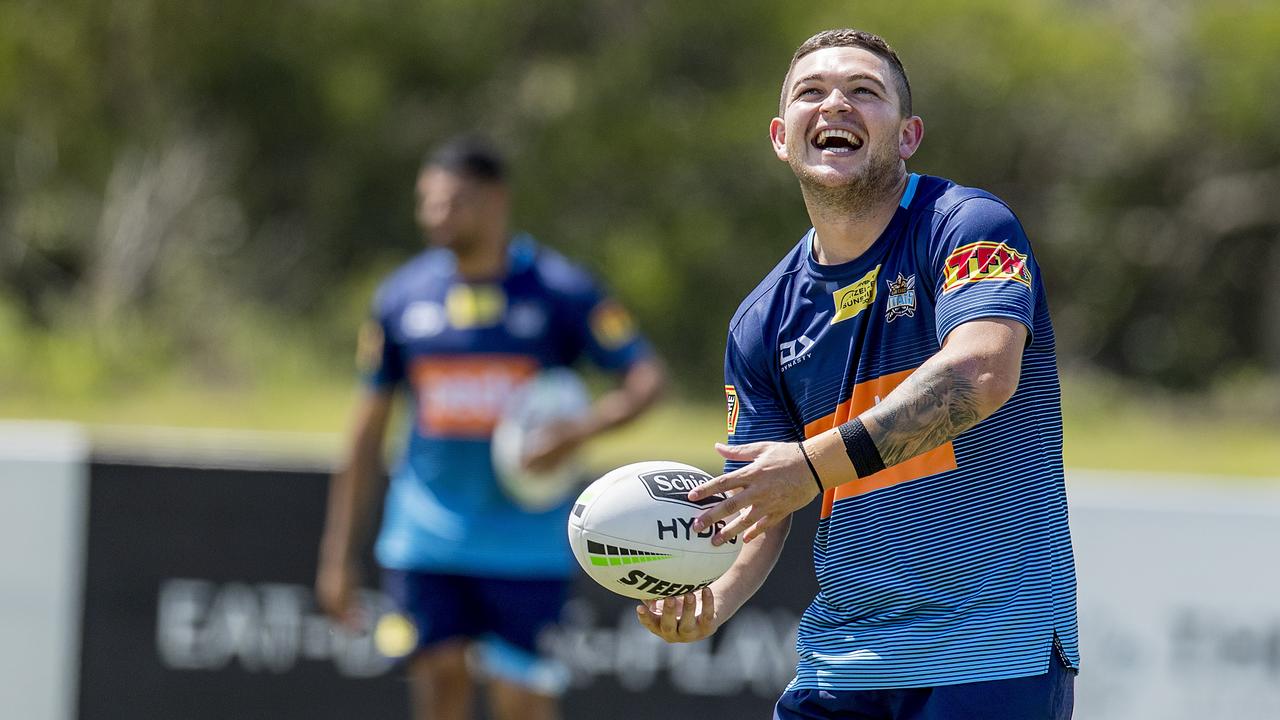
[780,29,912,117]
[423,136,507,184]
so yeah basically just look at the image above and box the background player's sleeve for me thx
[359,293,405,390]
[560,275,652,372]
[723,332,801,473]
[930,197,1041,345]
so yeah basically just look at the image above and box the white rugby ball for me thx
[492,368,591,511]
[567,460,741,600]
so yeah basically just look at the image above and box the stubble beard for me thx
[791,140,904,220]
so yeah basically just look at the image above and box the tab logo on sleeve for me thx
[724,385,739,434]
[589,300,637,349]
[830,265,881,324]
[942,242,1031,292]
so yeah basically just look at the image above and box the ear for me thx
[898,116,924,161]
[769,117,788,162]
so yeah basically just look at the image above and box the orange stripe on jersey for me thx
[808,367,958,518]
[410,355,539,437]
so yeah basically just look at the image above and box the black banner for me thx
[78,460,820,719]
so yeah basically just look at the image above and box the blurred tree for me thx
[1,0,1277,398]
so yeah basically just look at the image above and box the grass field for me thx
[3,374,1278,480]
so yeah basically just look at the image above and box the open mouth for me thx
[812,128,863,154]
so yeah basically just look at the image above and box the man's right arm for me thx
[636,513,790,643]
[637,324,797,643]
[316,388,395,627]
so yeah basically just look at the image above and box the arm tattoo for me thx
[863,364,983,467]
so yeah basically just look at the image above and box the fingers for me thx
[712,506,759,545]
[317,564,369,631]
[714,442,767,461]
[634,589,717,644]
[690,440,784,504]
[690,440,778,502]
[634,598,675,639]
[692,488,748,533]
[327,588,361,629]
[635,601,660,634]
[687,466,745,503]
[741,514,774,544]
[659,594,680,636]
[521,439,566,472]
[316,568,349,621]
[697,587,715,635]
[320,588,362,630]
[521,422,583,472]
[675,591,698,638]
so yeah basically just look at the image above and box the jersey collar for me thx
[803,173,919,281]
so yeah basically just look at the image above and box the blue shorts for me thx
[380,569,572,694]
[774,649,1075,720]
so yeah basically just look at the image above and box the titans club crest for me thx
[885,273,916,322]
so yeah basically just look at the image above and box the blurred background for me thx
[2,0,1278,718]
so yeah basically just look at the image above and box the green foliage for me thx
[2,0,1278,404]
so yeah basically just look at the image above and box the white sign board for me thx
[0,422,88,720]
[1071,471,1280,720]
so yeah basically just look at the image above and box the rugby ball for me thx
[492,368,591,511]
[567,461,742,600]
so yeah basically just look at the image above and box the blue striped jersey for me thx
[724,174,1079,689]
[365,235,650,577]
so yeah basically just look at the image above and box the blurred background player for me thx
[638,29,1078,719]
[316,136,666,720]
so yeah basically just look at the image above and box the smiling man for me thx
[634,29,1079,719]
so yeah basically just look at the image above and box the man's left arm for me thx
[858,317,1024,467]
[693,318,1025,543]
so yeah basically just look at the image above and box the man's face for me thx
[414,168,505,250]
[771,47,920,194]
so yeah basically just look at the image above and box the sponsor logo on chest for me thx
[830,265,881,324]
[445,284,507,328]
[409,356,538,437]
[779,334,815,371]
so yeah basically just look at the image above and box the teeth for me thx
[816,128,861,150]
[820,129,855,143]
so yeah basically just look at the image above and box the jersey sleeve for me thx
[723,332,801,473]
[930,197,1040,345]
[562,281,652,372]
[359,294,405,390]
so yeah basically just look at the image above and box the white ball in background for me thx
[492,367,591,512]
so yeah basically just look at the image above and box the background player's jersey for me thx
[366,235,650,578]
[725,174,1079,689]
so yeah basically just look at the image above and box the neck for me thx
[803,172,907,266]
[452,230,509,280]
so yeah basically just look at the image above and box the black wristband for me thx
[839,418,886,478]
[797,442,824,494]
